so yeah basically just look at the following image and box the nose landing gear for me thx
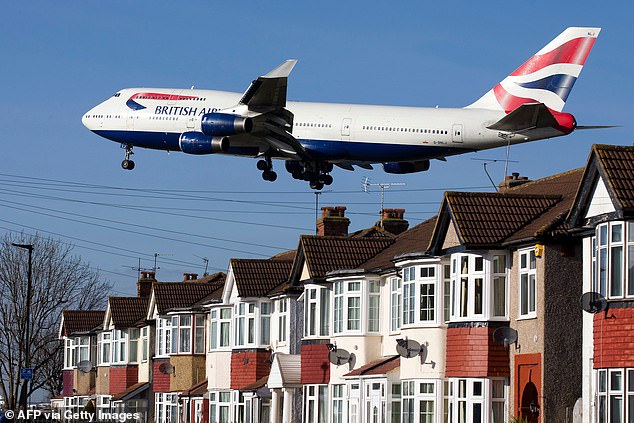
[121,144,135,170]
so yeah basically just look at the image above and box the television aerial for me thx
[77,360,93,374]
[492,327,518,349]
[579,291,608,314]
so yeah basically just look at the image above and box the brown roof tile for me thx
[593,144,634,210]
[231,259,293,297]
[153,281,225,314]
[109,297,150,328]
[361,217,438,271]
[299,236,394,278]
[344,355,400,377]
[62,310,105,335]
[445,191,561,246]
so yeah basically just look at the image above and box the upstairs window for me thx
[304,286,330,338]
[518,249,537,318]
[450,253,508,321]
[595,221,634,299]
[156,317,171,358]
[390,277,402,332]
[98,332,111,365]
[64,338,77,369]
[277,298,288,343]
[209,307,232,350]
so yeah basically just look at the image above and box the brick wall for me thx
[62,370,74,397]
[230,349,272,390]
[301,342,330,384]
[153,359,171,393]
[594,306,634,368]
[109,365,138,395]
[445,325,510,377]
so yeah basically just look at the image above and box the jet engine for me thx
[383,160,431,174]
[201,113,253,136]
[179,132,229,155]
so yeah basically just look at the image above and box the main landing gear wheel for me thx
[121,144,135,171]
[121,159,135,170]
[257,157,277,182]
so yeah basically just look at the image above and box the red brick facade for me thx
[230,349,272,390]
[109,365,138,395]
[445,326,510,377]
[301,343,330,384]
[594,307,634,368]
[62,370,74,397]
[153,359,171,393]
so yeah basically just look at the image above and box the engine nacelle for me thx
[383,160,431,174]
[201,113,252,136]
[179,132,229,155]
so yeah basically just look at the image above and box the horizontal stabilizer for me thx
[576,125,619,130]
[487,103,556,132]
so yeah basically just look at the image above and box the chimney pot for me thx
[317,205,350,236]
[377,208,409,235]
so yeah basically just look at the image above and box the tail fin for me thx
[467,27,600,113]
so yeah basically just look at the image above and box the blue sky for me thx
[0,1,630,295]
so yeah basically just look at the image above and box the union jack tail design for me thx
[467,27,601,113]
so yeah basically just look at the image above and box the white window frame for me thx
[194,314,205,354]
[594,221,634,299]
[260,302,272,346]
[140,326,149,362]
[332,384,346,423]
[518,249,537,319]
[209,391,231,423]
[77,336,90,363]
[304,285,330,338]
[304,384,329,423]
[446,378,508,423]
[597,368,634,423]
[210,307,232,351]
[367,280,380,333]
[155,392,178,423]
[155,317,171,358]
[111,329,128,364]
[64,338,77,369]
[277,298,288,344]
[390,277,402,332]
[98,332,111,365]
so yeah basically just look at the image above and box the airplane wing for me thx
[227,60,311,160]
[486,103,557,133]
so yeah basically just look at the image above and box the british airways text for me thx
[154,106,219,116]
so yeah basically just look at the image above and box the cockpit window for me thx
[112,92,121,97]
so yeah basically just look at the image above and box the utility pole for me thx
[12,243,33,411]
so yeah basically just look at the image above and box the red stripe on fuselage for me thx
[129,92,200,101]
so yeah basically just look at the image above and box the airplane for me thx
[83,27,604,190]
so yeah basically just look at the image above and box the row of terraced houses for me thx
[57,144,634,423]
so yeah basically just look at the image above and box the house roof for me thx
[360,217,438,272]
[180,379,208,397]
[108,297,149,328]
[567,144,634,226]
[344,355,400,377]
[591,144,634,210]
[152,281,225,314]
[230,258,293,297]
[428,168,583,253]
[111,382,149,402]
[294,235,394,280]
[61,310,105,336]
[240,376,269,391]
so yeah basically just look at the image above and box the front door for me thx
[365,380,385,423]
[515,353,542,423]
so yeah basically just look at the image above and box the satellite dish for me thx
[396,338,422,359]
[328,348,351,366]
[492,327,518,349]
[580,291,607,314]
[77,360,93,373]
[158,363,175,374]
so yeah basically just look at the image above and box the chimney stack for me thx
[498,172,531,192]
[316,206,350,237]
[377,208,409,235]
[183,273,199,281]
[137,271,156,297]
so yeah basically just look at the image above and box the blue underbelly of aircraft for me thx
[93,130,471,162]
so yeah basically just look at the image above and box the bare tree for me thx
[0,232,111,409]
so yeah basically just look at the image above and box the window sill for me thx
[516,315,537,321]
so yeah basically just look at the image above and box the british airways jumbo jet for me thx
[83,27,603,190]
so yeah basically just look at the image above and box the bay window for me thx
[277,298,288,343]
[597,368,634,423]
[402,380,438,423]
[594,221,634,299]
[141,326,149,362]
[98,332,111,365]
[260,302,271,345]
[304,385,329,423]
[170,314,205,354]
[368,280,380,332]
[194,315,205,354]
[304,286,330,338]
[332,385,345,423]
[210,308,233,350]
[64,338,77,369]
[112,329,127,363]
[445,378,507,423]
[78,336,90,363]
[399,263,443,326]
[450,253,508,321]
[156,317,171,357]
[390,277,402,332]
[332,279,381,335]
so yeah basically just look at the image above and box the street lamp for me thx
[12,243,33,411]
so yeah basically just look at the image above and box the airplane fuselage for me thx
[83,88,553,164]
